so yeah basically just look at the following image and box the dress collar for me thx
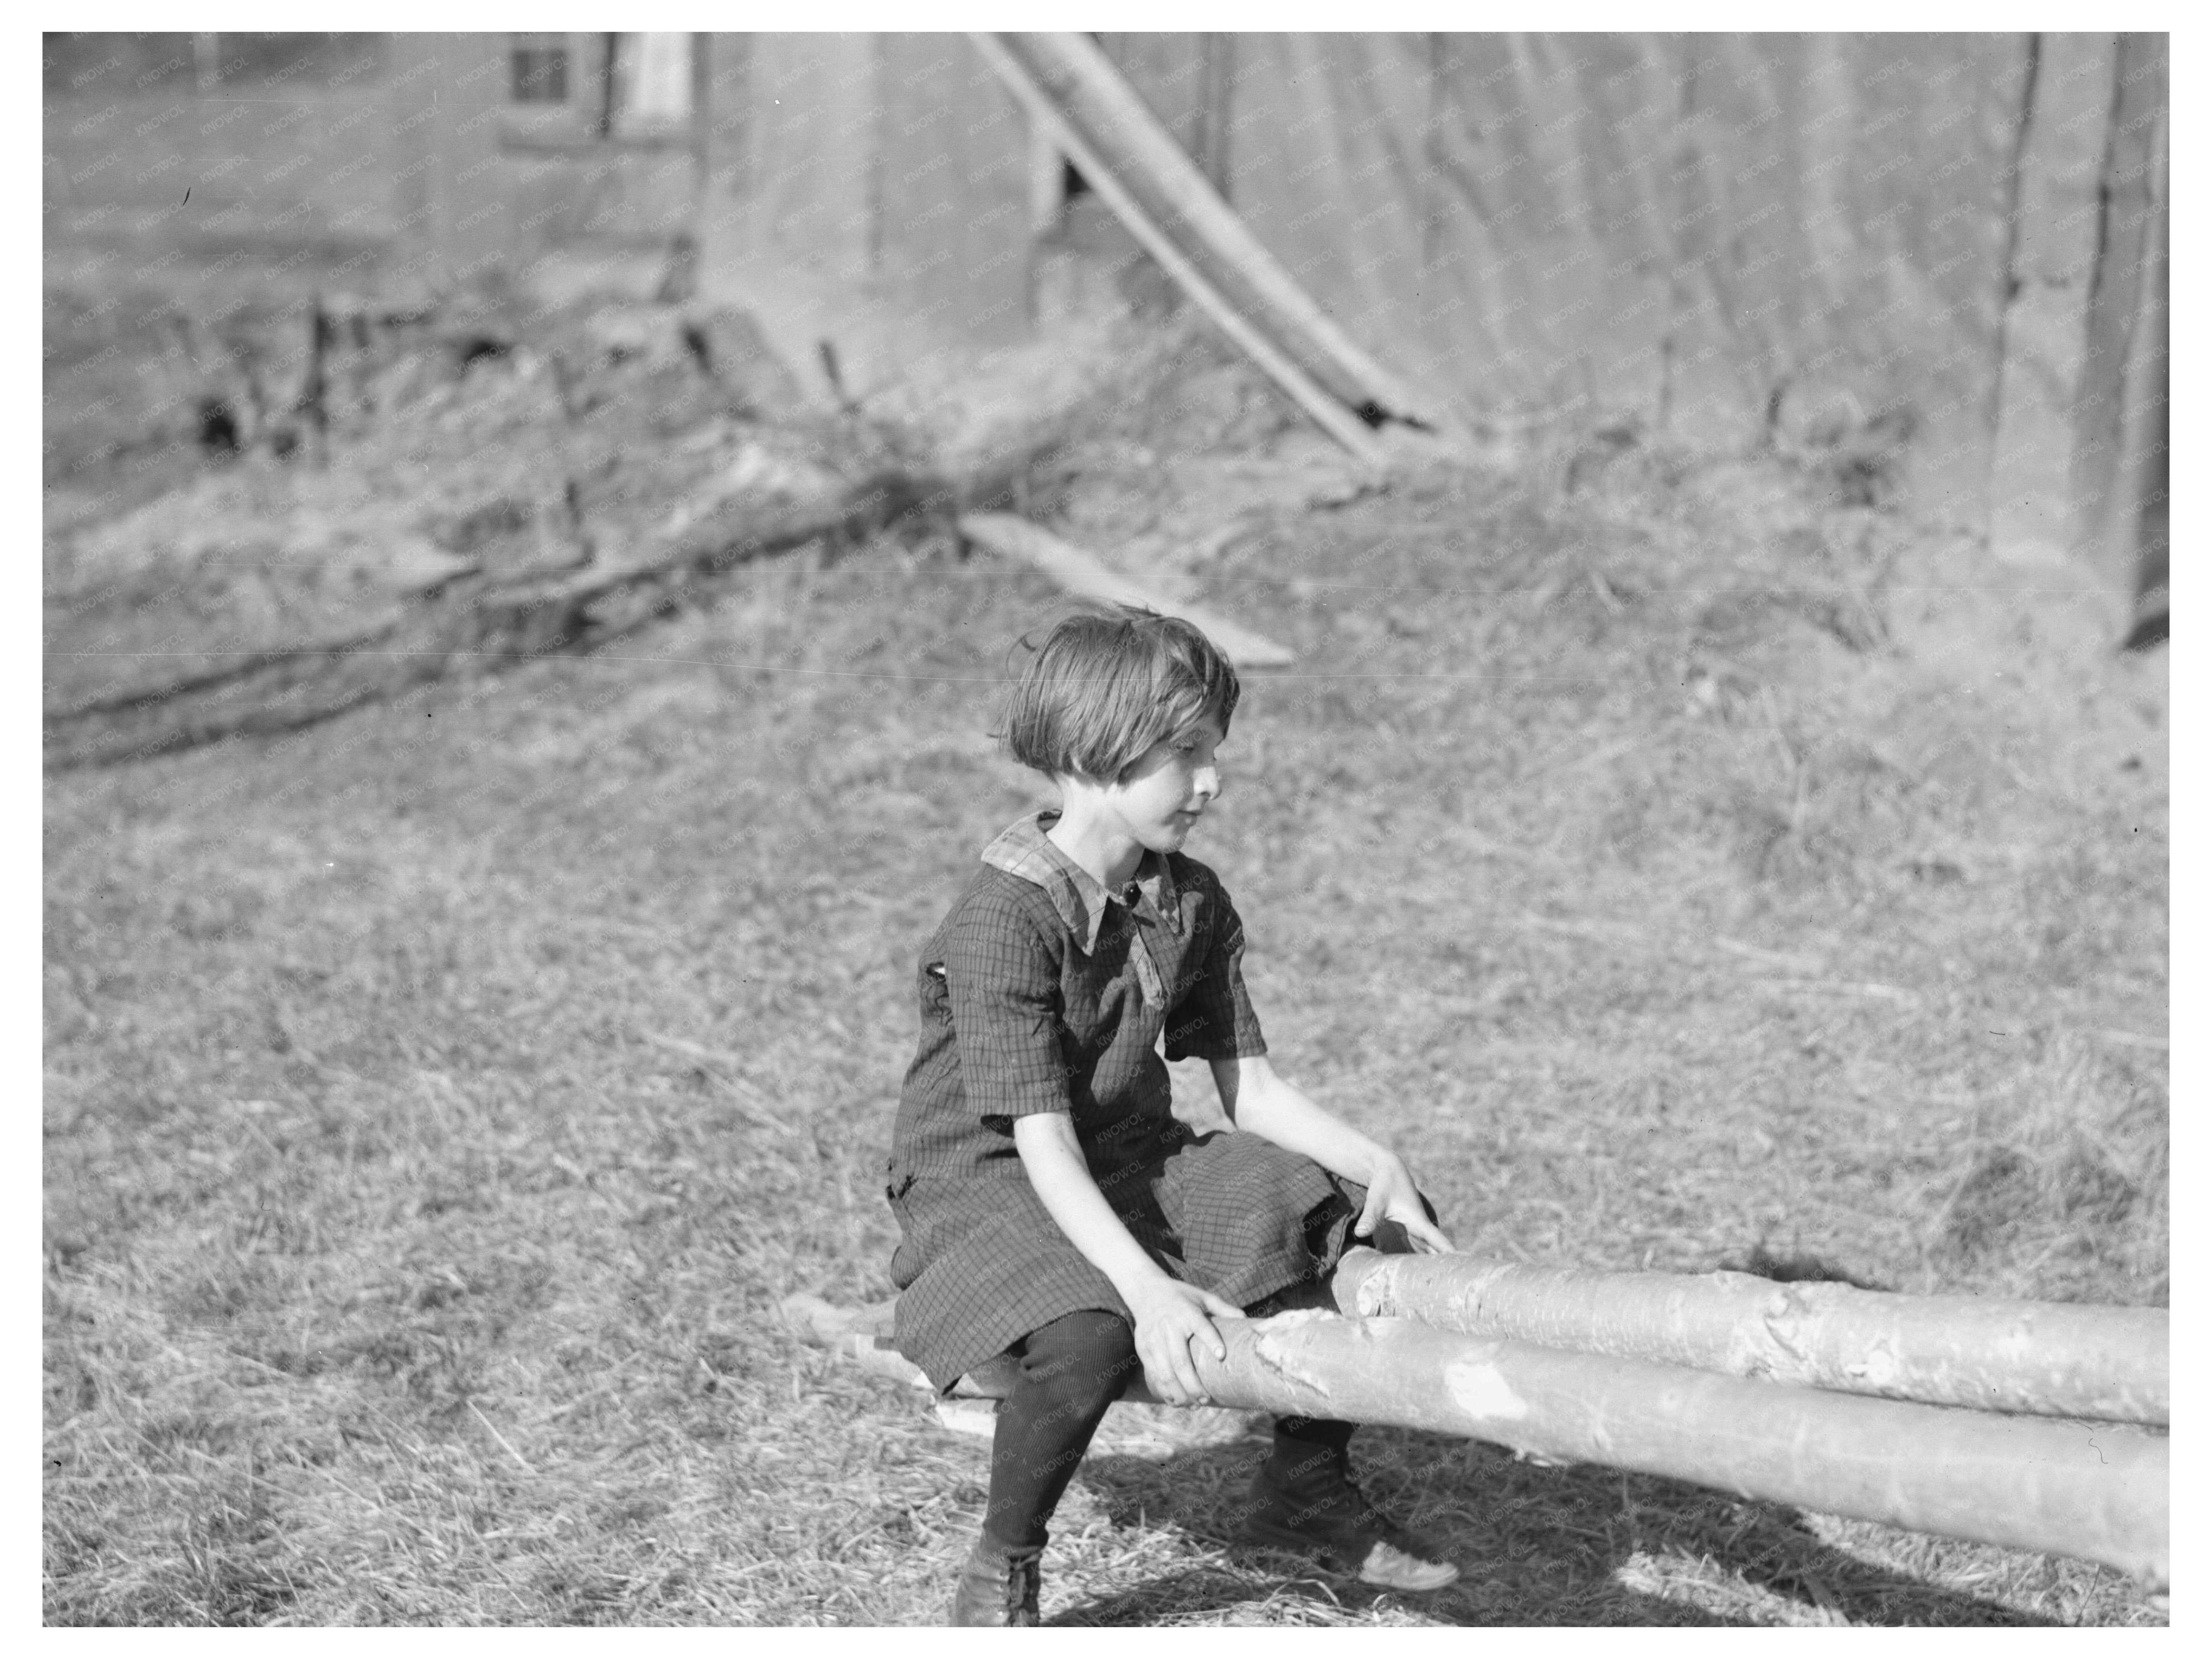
[980,809,1179,954]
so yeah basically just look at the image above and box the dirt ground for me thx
[42,250,2167,1627]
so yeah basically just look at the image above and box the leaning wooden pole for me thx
[784,1297,2167,1588]
[969,33,1388,471]
[1332,1249,2169,1426]
[994,31,1465,447]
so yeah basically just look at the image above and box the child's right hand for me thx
[1126,1277,1244,1407]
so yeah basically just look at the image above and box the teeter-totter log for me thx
[1333,1250,2169,1426]
[782,1255,2168,1588]
[1213,1312,2164,1589]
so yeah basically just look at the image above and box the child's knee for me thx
[1019,1308,1139,1402]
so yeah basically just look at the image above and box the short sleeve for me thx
[942,887,1073,1125]
[1163,882,1268,1062]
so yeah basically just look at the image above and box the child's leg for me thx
[980,1307,1137,1550]
[1262,1204,1440,1454]
[1247,1409,1455,1590]
[1269,1411,1355,1481]
[1244,1220,1457,1590]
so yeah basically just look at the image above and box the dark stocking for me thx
[981,1308,1139,1551]
[1264,1199,1433,1475]
[1269,1411,1356,1484]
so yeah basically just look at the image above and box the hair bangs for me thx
[997,605,1239,783]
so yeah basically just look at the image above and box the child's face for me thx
[1100,718,1225,853]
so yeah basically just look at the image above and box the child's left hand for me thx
[1354,1156,1455,1253]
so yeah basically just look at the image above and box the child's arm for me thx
[1209,1055,1455,1252]
[1012,1113,1244,1406]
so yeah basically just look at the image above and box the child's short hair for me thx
[1000,605,1240,784]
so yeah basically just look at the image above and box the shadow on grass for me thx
[1056,1431,2042,1628]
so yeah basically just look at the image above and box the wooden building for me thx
[43,31,2166,622]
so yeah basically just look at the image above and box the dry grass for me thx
[43,278,2167,1625]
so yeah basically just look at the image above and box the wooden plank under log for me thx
[955,511,1294,669]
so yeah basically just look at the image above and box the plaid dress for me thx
[883,809,1366,1391]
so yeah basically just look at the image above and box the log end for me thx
[780,1293,894,1350]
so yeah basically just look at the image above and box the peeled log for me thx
[1198,1312,2166,1590]
[1332,1249,2168,1426]
[783,1294,2167,1588]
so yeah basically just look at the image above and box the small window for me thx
[610,33,693,136]
[511,34,568,103]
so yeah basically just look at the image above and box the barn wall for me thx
[43,83,397,251]
[384,35,509,290]
[495,147,699,250]
[691,32,2096,534]
[1220,32,2051,528]
[699,33,1030,404]
[384,33,702,290]
[43,35,706,294]
[874,34,1033,361]
[1096,33,1231,190]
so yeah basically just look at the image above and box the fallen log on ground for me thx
[42,427,1075,771]
[781,1294,2168,1589]
[1332,1248,2169,1425]
[954,512,1294,668]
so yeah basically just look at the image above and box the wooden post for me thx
[599,32,621,139]
[2070,31,2169,629]
[689,32,712,218]
[1191,34,1234,197]
[297,293,331,467]
[1333,1249,2168,1425]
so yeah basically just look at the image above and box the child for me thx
[882,605,1458,1626]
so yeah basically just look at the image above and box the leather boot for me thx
[1240,1446,1459,1592]
[949,1535,1043,1626]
